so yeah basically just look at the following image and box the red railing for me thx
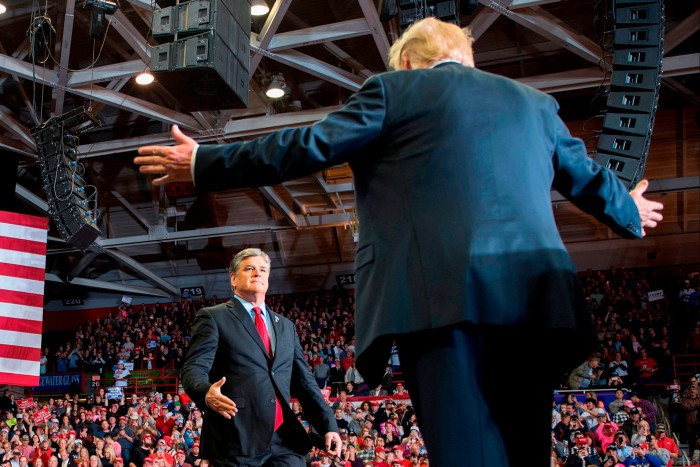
[674,353,700,382]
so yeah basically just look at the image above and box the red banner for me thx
[17,397,34,410]
[33,406,51,424]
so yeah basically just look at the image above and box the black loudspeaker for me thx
[30,108,101,250]
[594,0,664,189]
[460,0,478,15]
[379,0,399,21]
[150,0,250,110]
[398,0,460,31]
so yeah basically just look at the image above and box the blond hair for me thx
[388,17,474,70]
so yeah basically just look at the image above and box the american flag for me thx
[0,210,48,386]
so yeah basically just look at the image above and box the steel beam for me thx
[68,60,145,86]
[45,273,174,298]
[485,3,602,65]
[357,0,390,69]
[665,10,699,53]
[249,0,293,75]
[0,106,36,149]
[102,248,180,296]
[95,223,294,249]
[110,9,151,62]
[469,2,511,40]
[260,48,364,90]
[551,176,700,203]
[266,18,370,51]
[15,184,48,213]
[69,85,202,129]
[285,12,373,79]
[257,186,302,227]
[67,251,99,281]
[63,52,699,158]
[109,190,151,231]
[54,0,76,116]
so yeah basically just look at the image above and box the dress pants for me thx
[211,432,304,467]
[397,323,556,467]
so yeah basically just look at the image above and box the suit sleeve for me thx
[194,76,387,192]
[180,309,219,409]
[548,98,642,239]
[289,328,338,436]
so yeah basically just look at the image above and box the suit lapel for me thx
[269,311,284,360]
[227,299,270,360]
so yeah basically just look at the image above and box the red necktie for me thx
[253,307,284,431]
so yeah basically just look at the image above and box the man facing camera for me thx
[180,248,341,465]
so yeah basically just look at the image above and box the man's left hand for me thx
[630,179,664,236]
[325,431,342,457]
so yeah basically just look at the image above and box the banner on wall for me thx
[32,372,82,393]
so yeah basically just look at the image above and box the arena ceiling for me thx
[0,0,698,302]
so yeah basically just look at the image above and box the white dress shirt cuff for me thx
[191,144,199,186]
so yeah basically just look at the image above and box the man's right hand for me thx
[135,125,197,186]
[205,377,238,419]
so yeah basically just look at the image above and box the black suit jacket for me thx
[194,63,642,385]
[180,299,337,458]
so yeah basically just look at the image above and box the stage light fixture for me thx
[266,74,287,99]
[251,0,270,16]
[136,69,155,85]
[84,0,118,39]
[0,4,6,14]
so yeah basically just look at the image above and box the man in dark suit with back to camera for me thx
[179,248,341,466]
[135,17,664,467]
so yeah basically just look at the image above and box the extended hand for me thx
[630,179,664,237]
[325,431,342,457]
[205,377,238,419]
[134,125,197,186]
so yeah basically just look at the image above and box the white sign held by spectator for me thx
[648,289,665,302]
[107,386,124,400]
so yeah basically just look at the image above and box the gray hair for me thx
[229,248,271,275]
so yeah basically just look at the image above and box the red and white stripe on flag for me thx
[0,210,48,386]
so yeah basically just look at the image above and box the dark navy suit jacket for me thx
[180,299,337,458]
[194,63,642,385]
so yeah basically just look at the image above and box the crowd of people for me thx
[551,266,698,466]
[0,265,697,466]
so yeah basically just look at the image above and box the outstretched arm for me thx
[134,125,197,186]
[629,179,663,237]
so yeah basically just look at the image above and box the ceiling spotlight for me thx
[135,70,154,85]
[0,4,6,14]
[251,0,269,16]
[266,74,287,99]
